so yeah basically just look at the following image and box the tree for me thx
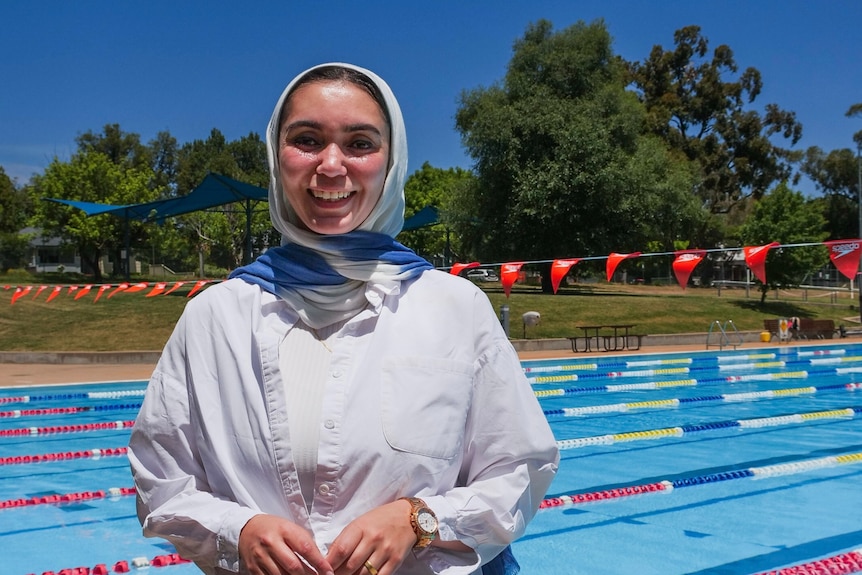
[800,146,858,239]
[172,129,270,273]
[0,166,32,271]
[628,25,803,214]
[454,19,701,289]
[30,150,162,282]
[737,182,828,303]
[399,162,475,265]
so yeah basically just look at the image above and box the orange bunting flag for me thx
[550,259,580,294]
[187,280,210,298]
[672,250,706,290]
[46,285,63,302]
[743,243,779,284]
[606,252,642,282]
[824,239,862,281]
[162,281,186,296]
[108,283,130,298]
[33,285,48,300]
[146,282,168,297]
[10,286,31,304]
[74,285,93,300]
[500,262,524,298]
[123,282,150,293]
[93,285,112,303]
[449,262,480,276]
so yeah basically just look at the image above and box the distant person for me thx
[129,62,558,575]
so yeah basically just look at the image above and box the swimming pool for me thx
[2,343,861,574]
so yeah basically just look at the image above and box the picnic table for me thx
[569,324,642,352]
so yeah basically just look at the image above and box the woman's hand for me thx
[239,514,334,575]
[325,499,416,575]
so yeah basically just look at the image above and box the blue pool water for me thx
[2,343,862,574]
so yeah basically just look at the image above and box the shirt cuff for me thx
[216,508,264,572]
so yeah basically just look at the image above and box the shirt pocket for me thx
[380,355,473,460]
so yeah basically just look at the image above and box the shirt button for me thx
[324,419,335,429]
[332,370,343,378]
[318,484,331,495]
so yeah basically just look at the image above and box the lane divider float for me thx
[543,383,862,418]
[1,487,135,509]
[540,451,862,509]
[0,446,128,466]
[555,407,862,450]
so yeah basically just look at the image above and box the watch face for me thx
[417,509,437,533]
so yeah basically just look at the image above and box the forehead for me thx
[281,80,388,128]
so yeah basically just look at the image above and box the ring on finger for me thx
[364,560,379,575]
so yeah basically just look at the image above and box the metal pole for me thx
[857,142,862,323]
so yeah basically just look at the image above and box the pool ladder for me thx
[706,320,744,350]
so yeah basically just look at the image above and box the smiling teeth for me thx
[312,190,352,200]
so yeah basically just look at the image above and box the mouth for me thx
[309,189,355,201]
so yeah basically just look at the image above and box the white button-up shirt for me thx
[129,270,559,574]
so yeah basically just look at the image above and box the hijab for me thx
[229,63,432,328]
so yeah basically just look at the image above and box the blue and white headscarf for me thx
[230,62,432,328]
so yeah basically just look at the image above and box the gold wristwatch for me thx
[401,497,438,549]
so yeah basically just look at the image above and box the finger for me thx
[363,559,380,575]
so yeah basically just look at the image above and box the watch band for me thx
[401,497,438,549]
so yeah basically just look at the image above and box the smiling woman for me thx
[128,62,558,575]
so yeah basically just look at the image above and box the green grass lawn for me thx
[0,277,858,352]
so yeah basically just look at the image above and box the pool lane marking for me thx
[532,367,862,397]
[0,486,136,509]
[543,383,862,417]
[750,548,862,575]
[0,402,143,419]
[0,446,128,466]
[539,450,862,510]
[555,406,862,450]
[522,348,862,378]
[0,420,135,437]
[0,388,146,404]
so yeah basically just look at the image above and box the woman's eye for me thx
[350,139,376,151]
[291,135,319,148]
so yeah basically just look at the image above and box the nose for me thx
[316,143,347,177]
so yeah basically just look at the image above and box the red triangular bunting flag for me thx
[108,283,130,298]
[146,282,168,297]
[93,285,112,303]
[672,250,706,290]
[500,262,524,298]
[32,285,48,300]
[824,239,862,281]
[162,281,186,296]
[46,286,63,302]
[187,280,209,298]
[11,286,31,304]
[123,282,150,293]
[606,252,642,282]
[74,285,93,300]
[550,259,580,294]
[450,262,480,276]
[743,243,779,284]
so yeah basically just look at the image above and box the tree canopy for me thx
[454,19,701,279]
[737,182,828,303]
[628,25,803,214]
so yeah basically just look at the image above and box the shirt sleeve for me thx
[422,294,560,571]
[128,315,260,573]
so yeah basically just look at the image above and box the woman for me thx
[129,62,559,575]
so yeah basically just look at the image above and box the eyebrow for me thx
[282,120,383,136]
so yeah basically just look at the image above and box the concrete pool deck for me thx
[1,333,860,387]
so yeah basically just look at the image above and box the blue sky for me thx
[1,1,860,196]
